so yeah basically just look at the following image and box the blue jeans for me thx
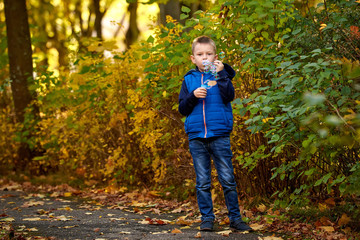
[189,136,242,222]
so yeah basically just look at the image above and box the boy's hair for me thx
[192,36,216,54]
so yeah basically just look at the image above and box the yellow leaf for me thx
[250,223,265,231]
[257,203,267,212]
[162,91,167,97]
[27,228,39,232]
[64,192,72,197]
[318,226,335,232]
[318,203,328,211]
[23,217,42,221]
[216,230,232,236]
[0,217,15,222]
[261,236,284,240]
[180,226,190,229]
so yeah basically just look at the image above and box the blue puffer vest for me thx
[184,70,233,140]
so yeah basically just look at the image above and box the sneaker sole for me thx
[230,227,253,232]
[200,228,214,231]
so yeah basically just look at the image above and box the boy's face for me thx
[191,43,217,72]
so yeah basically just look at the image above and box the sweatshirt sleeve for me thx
[216,63,235,104]
[178,80,199,116]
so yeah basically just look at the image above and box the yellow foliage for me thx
[0,106,19,169]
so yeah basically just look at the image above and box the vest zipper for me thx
[201,74,207,138]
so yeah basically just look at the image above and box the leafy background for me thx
[1,0,360,234]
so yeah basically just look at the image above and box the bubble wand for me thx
[201,51,225,89]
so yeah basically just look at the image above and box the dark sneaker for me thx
[200,220,214,231]
[230,220,253,232]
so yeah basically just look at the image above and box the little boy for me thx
[178,36,252,232]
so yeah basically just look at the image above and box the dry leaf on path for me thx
[257,204,267,212]
[260,236,284,240]
[171,228,182,234]
[216,230,232,237]
[23,217,42,221]
[250,223,265,231]
[0,217,15,222]
[195,232,202,238]
[22,201,45,208]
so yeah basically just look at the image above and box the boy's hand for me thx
[214,60,224,72]
[194,87,207,98]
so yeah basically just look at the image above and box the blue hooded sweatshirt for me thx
[178,63,235,140]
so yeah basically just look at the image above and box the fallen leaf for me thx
[338,213,351,226]
[171,228,182,234]
[319,216,333,226]
[257,204,267,212]
[219,217,230,225]
[175,218,193,226]
[0,217,15,222]
[152,208,161,214]
[22,201,45,208]
[171,207,183,213]
[250,223,265,231]
[23,217,42,221]
[244,210,254,218]
[318,226,335,232]
[324,198,336,207]
[56,215,73,221]
[318,203,328,212]
[261,236,284,240]
[216,230,232,237]
[64,192,72,197]
[148,191,161,197]
[27,227,39,232]
[180,226,191,229]
[195,232,202,238]
[60,225,79,229]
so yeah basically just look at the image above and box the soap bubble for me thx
[219,51,225,59]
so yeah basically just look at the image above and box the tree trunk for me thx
[125,0,139,49]
[158,0,181,25]
[93,0,103,40]
[158,0,203,26]
[4,0,38,170]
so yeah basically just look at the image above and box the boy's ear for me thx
[190,55,196,64]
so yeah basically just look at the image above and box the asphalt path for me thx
[0,189,267,240]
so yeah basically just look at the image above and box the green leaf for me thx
[147,35,155,43]
[292,28,301,35]
[181,6,191,13]
[341,86,351,96]
[304,168,316,176]
[261,31,269,39]
[180,13,189,20]
[247,33,255,41]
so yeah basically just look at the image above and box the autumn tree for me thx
[4,0,39,170]
[158,0,204,26]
